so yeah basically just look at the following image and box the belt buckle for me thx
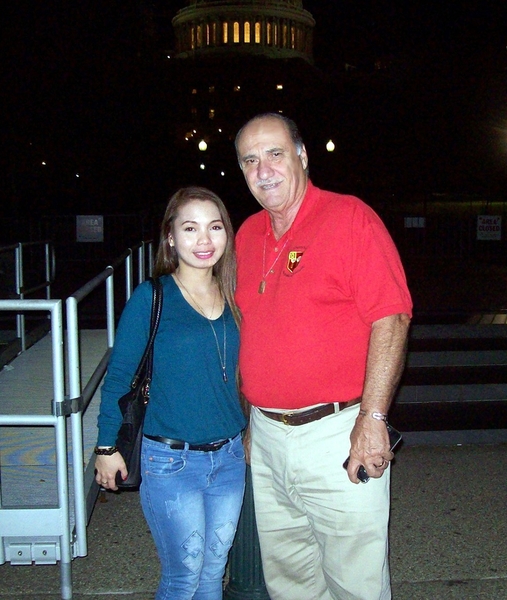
[281,412,294,425]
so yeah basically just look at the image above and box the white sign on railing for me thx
[477,215,501,241]
[76,215,104,242]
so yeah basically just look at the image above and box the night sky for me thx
[3,1,507,219]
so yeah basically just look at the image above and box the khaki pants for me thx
[250,404,391,600]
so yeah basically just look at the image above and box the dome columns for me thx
[173,2,315,62]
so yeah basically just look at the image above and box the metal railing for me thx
[0,299,72,598]
[0,241,153,600]
[0,241,55,351]
[66,241,153,560]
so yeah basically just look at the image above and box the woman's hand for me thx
[95,453,128,491]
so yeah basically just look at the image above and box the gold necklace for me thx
[174,274,228,382]
[259,236,289,294]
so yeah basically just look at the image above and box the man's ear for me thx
[299,145,308,171]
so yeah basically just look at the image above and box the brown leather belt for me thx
[259,398,361,426]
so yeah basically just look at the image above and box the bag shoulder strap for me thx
[131,277,163,389]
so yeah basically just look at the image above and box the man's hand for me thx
[345,312,410,483]
[346,414,393,483]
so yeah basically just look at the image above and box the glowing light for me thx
[276,84,283,90]
[326,140,335,152]
[198,140,208,151]
[200,163,206,170]
[221,171,225,176]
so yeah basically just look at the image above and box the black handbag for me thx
[115,277,163,488]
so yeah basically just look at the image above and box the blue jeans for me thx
[140,434,246,600]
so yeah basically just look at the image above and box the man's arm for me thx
[346,312,411,483]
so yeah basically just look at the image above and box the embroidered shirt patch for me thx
[286,251,304,273]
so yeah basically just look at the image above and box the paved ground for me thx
[0,443,506,599]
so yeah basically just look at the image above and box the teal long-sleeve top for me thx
[97,275,246,446]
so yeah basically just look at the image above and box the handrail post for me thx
[138,244,145,285]
[125,248,134,301]
[66,294,88,560]
[50,300,73,600]
[148,242,154,277]
[106,270,115,349]
[45,242,52,300]
[15,243,26,351]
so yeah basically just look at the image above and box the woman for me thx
[95,186,247,600]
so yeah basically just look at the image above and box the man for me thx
[234,113,412,600]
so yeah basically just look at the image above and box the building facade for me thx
[172,0,315,62]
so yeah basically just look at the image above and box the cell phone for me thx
[342,424,402,484]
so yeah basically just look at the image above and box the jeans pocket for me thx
[228,434,246,460]
[143,449,187,477]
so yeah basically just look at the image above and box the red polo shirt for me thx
[235,181,412,409]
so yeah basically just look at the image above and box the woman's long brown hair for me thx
[153,186,241,326]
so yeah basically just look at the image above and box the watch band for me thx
[94,446,119,455]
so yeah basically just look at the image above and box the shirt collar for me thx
[263,180,318,241]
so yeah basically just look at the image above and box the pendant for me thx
[223,369,228,383]
[258,280,266,294]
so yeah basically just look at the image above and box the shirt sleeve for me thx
[350,204,413,325]
[96,281,152,446]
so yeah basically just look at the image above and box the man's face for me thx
[236,117,308,214]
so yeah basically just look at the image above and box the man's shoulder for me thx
[316,185,363,207]
[237,210,265,237]
[312,185,372,219]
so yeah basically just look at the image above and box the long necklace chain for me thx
[174,274,228,382]
[259,236,289,294]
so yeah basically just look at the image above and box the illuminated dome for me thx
[172,0,315,62]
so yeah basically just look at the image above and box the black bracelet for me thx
[94,446,119,455]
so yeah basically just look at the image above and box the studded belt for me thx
[144,434,231,452]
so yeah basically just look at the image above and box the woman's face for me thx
[169,199,227,272]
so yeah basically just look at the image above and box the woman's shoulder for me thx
[124,276,172,309]
[134,275,174,294]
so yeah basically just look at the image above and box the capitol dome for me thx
[172,0,315,62]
